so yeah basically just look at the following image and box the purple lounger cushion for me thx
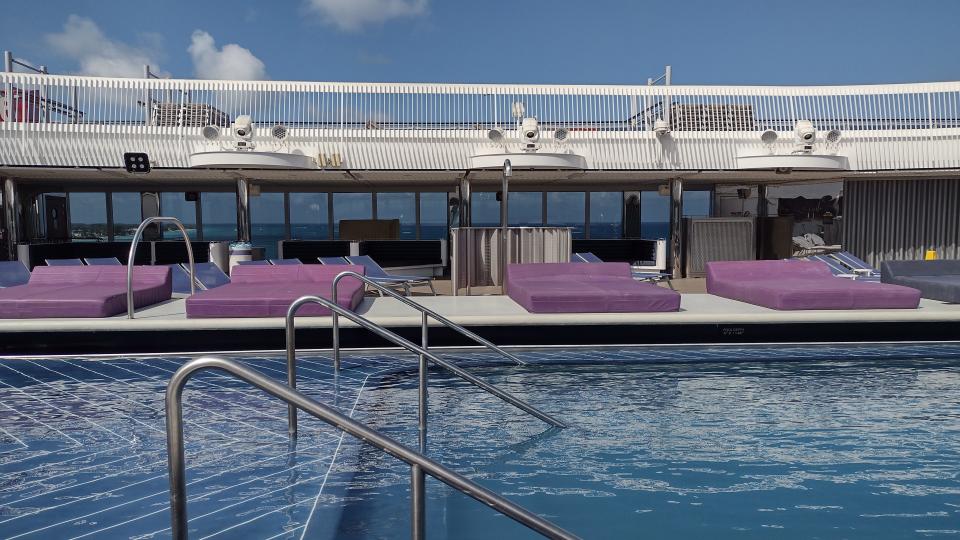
[706,260,921,310]
[505,262,680,313]
[186,264,366,318]
[0,266,172,318]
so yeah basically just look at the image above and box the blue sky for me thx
[4,0,959,85]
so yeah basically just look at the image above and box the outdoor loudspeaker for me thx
[123,153,150,173]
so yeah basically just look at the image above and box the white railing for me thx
[1,73,959,171]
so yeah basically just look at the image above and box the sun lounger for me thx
[83,257,123,266]
[269,258,302,265]
[186,264,366,318]
[345,255,436,295]
[505,262,680,313]
[0,260,31,288]
[832,251,882,279]
[880,260,960,303]
[318,256,349,265]
[236,260,271,266]
[573,252,667,282]
[166,264,195,295]
[706,260,920,310]
[0,265,172,318]
[45,258,84,266]
[189,262,230,290]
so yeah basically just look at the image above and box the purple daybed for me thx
[0,265,172,318]
[706,260,921,310]
[505,262,681,313]
[186,264,366,318]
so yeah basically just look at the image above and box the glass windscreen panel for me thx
[376,192,416,239]
[589,192,623,239]
[68,192,107,242]
[419,192,448,239]
[332,193,373,238]
[160,193,198,240]
[250,192,285,259]
[289,192,329,240]
[508,192,542,226]
[201,192,237,241]
[111,192,141,241]
[470,192,500,227]
[640,191,670,239]
[547,192,585,238]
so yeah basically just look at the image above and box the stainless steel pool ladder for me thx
[329,270,524,369]
[126,217,196,319]
[285,295,566,446]
[165,356,580,540]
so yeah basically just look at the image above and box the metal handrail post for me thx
[127,217,196,319]
[331,270,524,366]
[411,463,425,540]
[419,311,428,453]
[285,295,566,431]
[165,356,579,540]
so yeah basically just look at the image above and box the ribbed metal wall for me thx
[844,179,960,266]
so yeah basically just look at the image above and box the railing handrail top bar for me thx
[3,71,960,94]
[167,356,578,539]
[126,216,195,319]
[285,295,565,428]
[330,270,524,366]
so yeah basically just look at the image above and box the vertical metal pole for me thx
[236,178,251,242]
[285,313,298,436]
[3,51,12,125]
[419,311,428,453]
[663,65,673,131]
[165,365,189,540]
[459,174,471,227]
[757,184,769,218]
[669,178,684,279]
[500,159,512,288]
[3,178,19,261]
[143,65,152,126]
[411,464,426,540]
[332,310,341,373]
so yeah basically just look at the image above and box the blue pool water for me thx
[1,344,959,539]
[342,356,960,539]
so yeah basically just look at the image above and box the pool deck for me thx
[1,293,959,354]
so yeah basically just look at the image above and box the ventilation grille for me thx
[669,103,755,131]
[451,227,572,289]
[152,103,231,127]
[684,218,755,277]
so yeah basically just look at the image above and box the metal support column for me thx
[236,178,251,243]
[3,178,19,261]
[669,178,684,279]
[757,184,769,218]
[459,174,472,227]
[500,160,512,288]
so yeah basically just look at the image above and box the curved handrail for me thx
[126,217,196,319]
[331,270,524,367]
[285,296,566,435]
[165,357,578,540]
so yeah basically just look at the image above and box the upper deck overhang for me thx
[1,74,959,178]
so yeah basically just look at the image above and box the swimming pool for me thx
[1,344,959,539]
[341,350,960,539]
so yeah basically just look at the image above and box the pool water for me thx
[2,344,960,539]
[341,358,960,539]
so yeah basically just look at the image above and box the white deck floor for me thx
[1,293,958,334]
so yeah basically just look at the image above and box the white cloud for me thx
[45,15,164,77]
[305,0,428,31]
[188,31,267,81]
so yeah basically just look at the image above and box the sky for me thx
[4,0,959,85]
